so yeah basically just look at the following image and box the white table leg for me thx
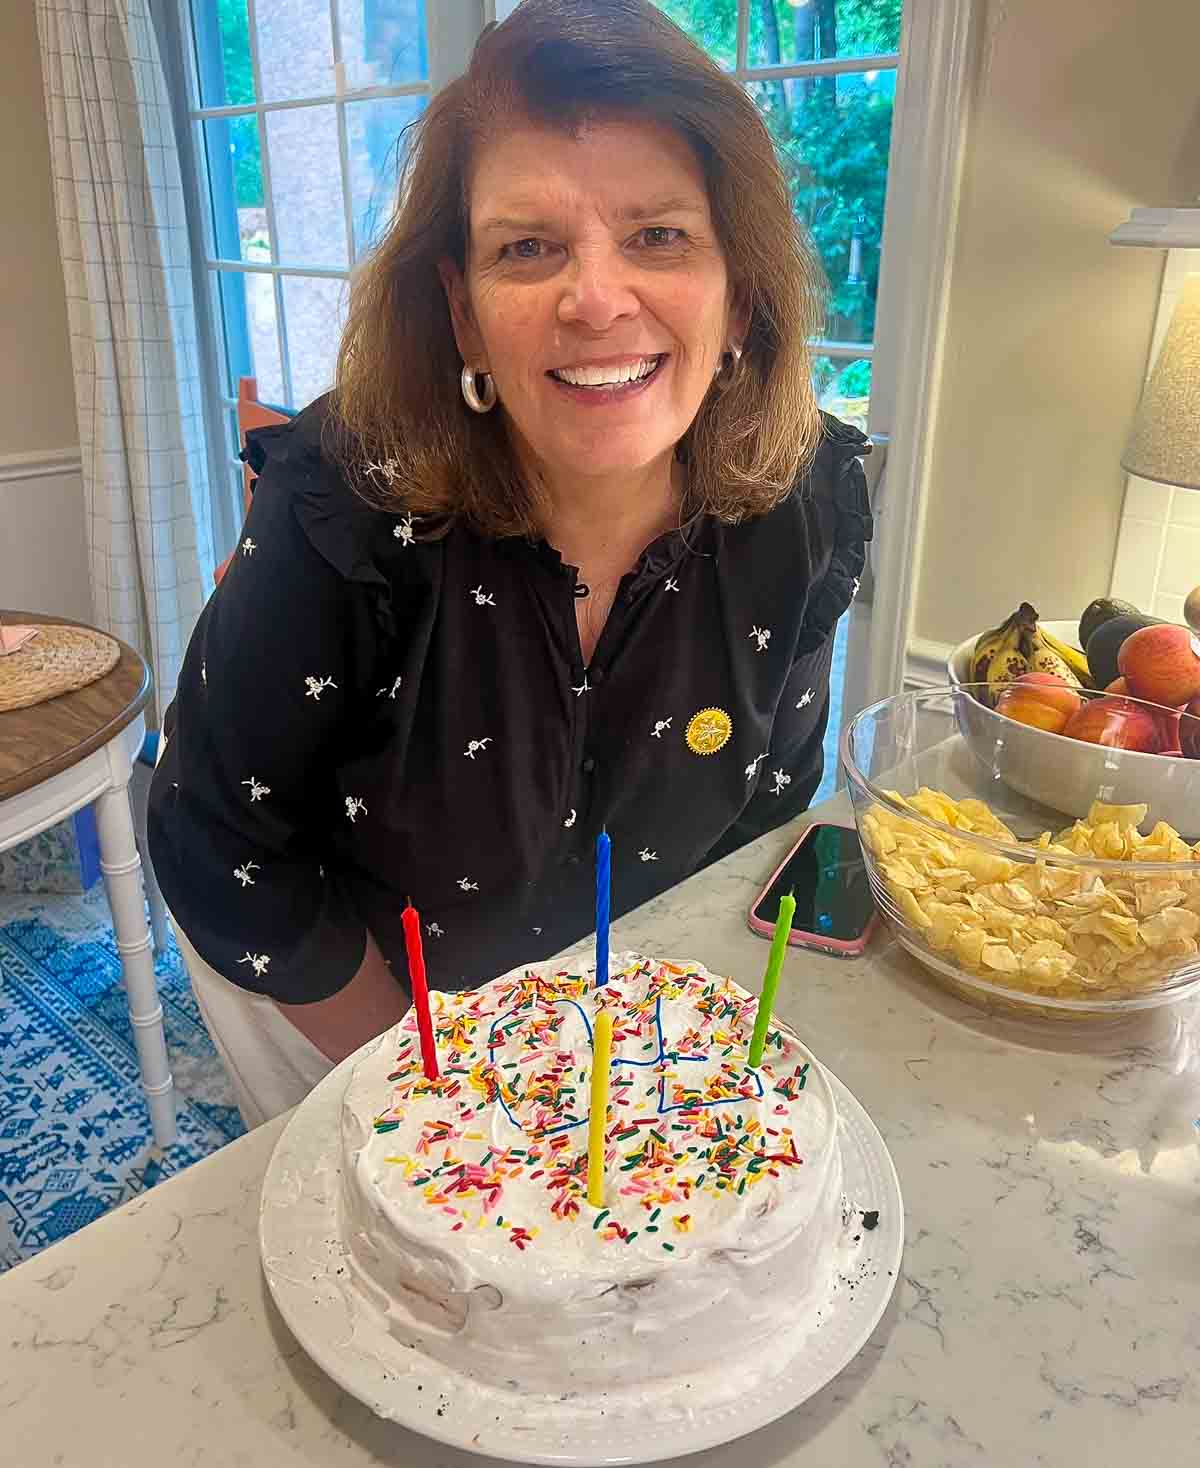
[94,750,177,1148]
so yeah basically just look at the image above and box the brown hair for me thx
[330,0,824,536]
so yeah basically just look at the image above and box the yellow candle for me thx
[587,1008,614,1209]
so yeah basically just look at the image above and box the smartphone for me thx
[748,823,878,957]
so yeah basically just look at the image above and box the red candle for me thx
[401,901,439,1080]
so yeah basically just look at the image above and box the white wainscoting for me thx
[904,636,956,690]
[0,447,93,623]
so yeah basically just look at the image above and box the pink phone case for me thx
[747,823,879,958]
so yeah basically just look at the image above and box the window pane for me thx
[749,1,901,68]
[213,268,286,405]
[191,0,255,108]
[346,95,425,258]
[337,0,428,89]
[752,70,894,344]
[265,105,349,268]
[254,0,334,102]
[281,275,348,407]
[651,1,737,69]
[203,116,270,262]
[812,355,871,430]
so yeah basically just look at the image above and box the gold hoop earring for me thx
[461,364,498,413]
[715,343,744,391]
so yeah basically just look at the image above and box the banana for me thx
[1026,639,1081,687]
[970,603,1039,703]
[1036,625,1092,687]
[971,602,1038,687]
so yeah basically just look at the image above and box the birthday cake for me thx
[338,953,847,1399]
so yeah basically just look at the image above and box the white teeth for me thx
[552,356,659,387]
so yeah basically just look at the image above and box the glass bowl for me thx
[841,685,1200,1021]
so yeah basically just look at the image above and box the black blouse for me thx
[148,400,871,1002]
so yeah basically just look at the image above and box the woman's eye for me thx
[505,238,544,260]
[638,227,683,249]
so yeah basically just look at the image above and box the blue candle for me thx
[595,830,611,988]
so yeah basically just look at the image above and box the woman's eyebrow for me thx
[475,196,706,238]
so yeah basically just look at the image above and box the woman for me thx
[148,0,872,1128]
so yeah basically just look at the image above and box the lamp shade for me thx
[1121,274,1200,491]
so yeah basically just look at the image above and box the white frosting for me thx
[338,953,843,1399]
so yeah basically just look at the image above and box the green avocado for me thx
[1078,597,1141,652]
[1084,612,1161,691]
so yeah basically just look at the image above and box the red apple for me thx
[1180,696,1200,760]
[1118,624,1200,707]
[995,672,1082,734]
[1061,696,1170,753]
[1105,676,1130,695]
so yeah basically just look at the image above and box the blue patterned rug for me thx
[0,888,244,1272]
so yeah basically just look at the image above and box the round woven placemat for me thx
[0,625,121,713]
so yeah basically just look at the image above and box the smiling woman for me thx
[149,0,872,1128]
[331,0,825,536]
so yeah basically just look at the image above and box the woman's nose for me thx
[557,247,639,332]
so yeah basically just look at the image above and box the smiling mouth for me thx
[547,354,666,390]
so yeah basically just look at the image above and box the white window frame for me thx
[172,1,484,554]
[841,0,981,718]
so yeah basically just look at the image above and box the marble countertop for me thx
[3,796,1199,1467]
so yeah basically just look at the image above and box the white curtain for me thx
[36,0,214,719]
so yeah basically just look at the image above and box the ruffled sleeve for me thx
[700,415,873,865]
[147,404,395,1003]
[795,414,873,655]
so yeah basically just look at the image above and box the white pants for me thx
[173,917,334,1129]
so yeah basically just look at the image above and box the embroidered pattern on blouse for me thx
[426,922,445,938]
[571,675,591,698]
[345,795,368,822]
[749,625,771,653]
[377,675,403,700]
[664,577,680,593]
[365,457,401,487]
[201,662,207,686]
[238,952,271,977]
[233,862,259,887]
[852,576,861,598]
[458,877,479,892]
[770,768,791,797]
[464,738,492,760]
[745,752,768,780]
[796,687,815,710]
[650,718,672,739]
[470,586,496,607]
[304,675,338,701]
[393,512,415,547]
[241,537,257,557]
[242,777,270,803]
[564,809,577,828]
[638,848,659,862]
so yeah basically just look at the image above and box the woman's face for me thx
[443,117,744,488]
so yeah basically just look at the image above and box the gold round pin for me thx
[685,707,733,755]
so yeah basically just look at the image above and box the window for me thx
[654,1,901,430]
[181,0,432,532]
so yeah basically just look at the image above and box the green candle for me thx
[749,892,796,1067]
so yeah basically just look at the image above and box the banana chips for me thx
[862,790,1200,1000]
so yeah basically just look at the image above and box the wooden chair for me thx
[213,378,293,585]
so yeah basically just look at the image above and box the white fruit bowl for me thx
[947,622,1200,836]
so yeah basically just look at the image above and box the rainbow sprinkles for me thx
[366,956,814,1244]
[337,951,848,1400]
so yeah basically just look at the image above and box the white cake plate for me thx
[260,1049,903,1466]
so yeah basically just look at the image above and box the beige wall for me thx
[913,0,1200,650]
[0,1,91,622]
[0,0,75,456]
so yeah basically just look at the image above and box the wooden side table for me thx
[0,611,175,1146]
